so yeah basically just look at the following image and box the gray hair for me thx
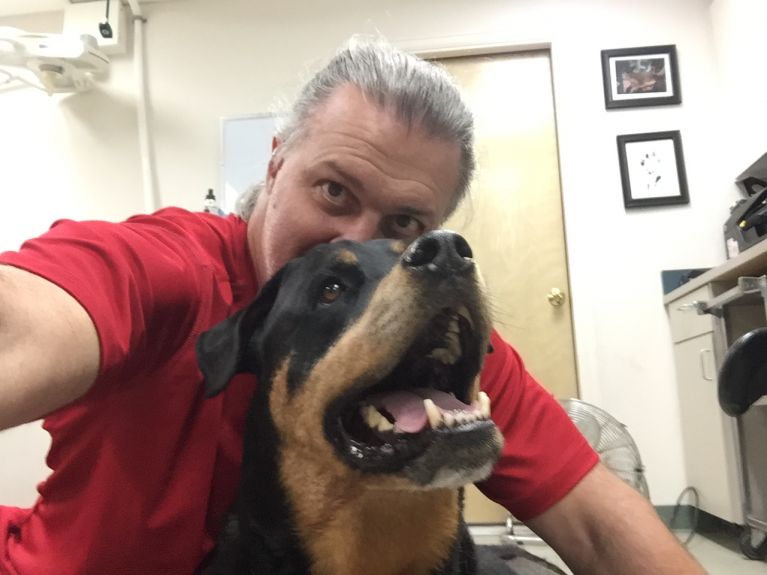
[236,36,475,221]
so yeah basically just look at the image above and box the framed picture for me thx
[601,45,681,109]
[617,131,689,208]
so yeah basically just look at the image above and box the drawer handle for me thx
[699,348,714,381]
[678,301,701,312]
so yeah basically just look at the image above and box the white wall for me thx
[709,0,767,176]
[0,0,757,508]
[0,10,146,506]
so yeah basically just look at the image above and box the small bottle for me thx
[203,189,224,215]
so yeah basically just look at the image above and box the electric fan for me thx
[559,398,650,498]
[505,398,650,546]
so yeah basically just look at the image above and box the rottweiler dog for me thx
[196,230,509,575]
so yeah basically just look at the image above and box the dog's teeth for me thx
[478,391,491,419]
[428,348,449,362]
[446,332,461,358]
[457,306,474,329]
[430,330,461,364]
[361,405,375,426]
[377,417,394,432]
[362,405,384,429]
[428,347,459,365]
[424,399,442,429]
[361,405,396,432]
[443,412,456,428]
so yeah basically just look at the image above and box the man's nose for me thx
[330,214,382,243]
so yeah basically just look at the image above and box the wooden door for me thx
[438,51,578,524]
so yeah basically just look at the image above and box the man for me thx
[0,37,703,574]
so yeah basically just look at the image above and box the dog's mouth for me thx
[326,306,496,475]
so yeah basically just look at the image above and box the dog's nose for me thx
[402,231,474,275]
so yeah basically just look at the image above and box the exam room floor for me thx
[471,528,767,574]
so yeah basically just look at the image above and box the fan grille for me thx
[560,398,650,499]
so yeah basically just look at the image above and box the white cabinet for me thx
[666,284,743,523]
[665,242,767,528]
[671,332,743,523]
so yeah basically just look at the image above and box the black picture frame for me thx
[617,131,689,209]
[601,45,681,109]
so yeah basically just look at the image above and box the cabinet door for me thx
[674,333,743,523]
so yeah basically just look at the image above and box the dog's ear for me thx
[196,269,285,397]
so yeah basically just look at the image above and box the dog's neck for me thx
[280,448,461,575]
[237,396,463,575]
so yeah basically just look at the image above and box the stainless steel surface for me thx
[711,280,767,540]
[697,276,767,316]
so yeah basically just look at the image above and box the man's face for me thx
[247,84,462,284]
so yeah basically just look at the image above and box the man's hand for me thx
[527,463,707,574]
[0,265,99,430]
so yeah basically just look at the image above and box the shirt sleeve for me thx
[476,330,599,521]
[0,211,224,387]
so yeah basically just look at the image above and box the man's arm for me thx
[526,463,706,574]
[0,265,99,430]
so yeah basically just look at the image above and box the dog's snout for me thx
[402,231,474,275]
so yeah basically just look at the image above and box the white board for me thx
[219,113,278,214]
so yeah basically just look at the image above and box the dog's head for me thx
[197,230,502,490]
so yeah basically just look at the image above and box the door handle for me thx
[547,288,565,307]
[699,348,714,381]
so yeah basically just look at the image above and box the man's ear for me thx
[196,269,285,397]
[266,137,284,189]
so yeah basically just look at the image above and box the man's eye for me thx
[385,214,423,239]
[320,181,349,205]
[394,215,415,229]
[319,280,345,304]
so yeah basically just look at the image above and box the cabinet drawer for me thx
[667,285,715,343]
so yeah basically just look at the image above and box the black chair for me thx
[718,327,767,417]
[717,327,767,560]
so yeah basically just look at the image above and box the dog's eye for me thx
[319,280,345,304]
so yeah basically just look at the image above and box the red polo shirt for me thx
[0,208,597,575]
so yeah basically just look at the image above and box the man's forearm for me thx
[527,464,706,574]
[563,498,706,575]
[0,265,99,430]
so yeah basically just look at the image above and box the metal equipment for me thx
[695,275,767,559]
[0,26,108,93]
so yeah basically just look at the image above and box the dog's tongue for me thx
[368,388,475,433]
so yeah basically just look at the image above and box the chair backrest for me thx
[718,327,767,416]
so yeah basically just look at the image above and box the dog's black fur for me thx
[196,231,511,575]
